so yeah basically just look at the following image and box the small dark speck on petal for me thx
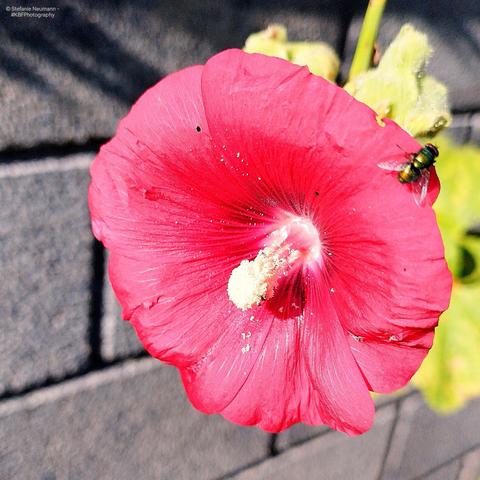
[314,191,319,196]
[196,125,201,132]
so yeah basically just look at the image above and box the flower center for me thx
[227,217,320,311]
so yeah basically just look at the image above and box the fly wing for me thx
[412,169,431,206]
[377,160,407,172]
[379,144,413,171]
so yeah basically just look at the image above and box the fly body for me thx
[378,143,439,206]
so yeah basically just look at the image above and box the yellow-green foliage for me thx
[413,137,480,411]
[345,25,451,139]
[243,24,340,81]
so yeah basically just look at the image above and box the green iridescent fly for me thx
[378,143,439,206]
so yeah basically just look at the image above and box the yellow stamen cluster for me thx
[227,246,299,311]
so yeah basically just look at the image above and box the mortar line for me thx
[88,238,105,368]
[411,441,480,480]
[0,351,148,402]
[0,137,107,164]
[377,398,401,480]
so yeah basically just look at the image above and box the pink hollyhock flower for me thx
[89,49,452,435]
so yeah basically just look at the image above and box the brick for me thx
[233,404,396,480]
[459,447,480,480]
[445,114,472,145]
[0,358,269,480]
[470,113,480,145]
[343,1,480,111]
[101,268,144,361]
[465,114,480,235]
[275,422,330,451]
[0,154,93,394]
[0,0,238,150]
[422,459,462,480]
[276,390,406,451]
[0,1,351,151]
[383,394,480,479]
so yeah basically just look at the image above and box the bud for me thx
[288,42,340,81]
[345,24,451,139]
[244,24,340,81]
[244,24,289,59]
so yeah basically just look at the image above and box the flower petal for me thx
[198,52,382,236]
[326,173,451,337]
[109,251,233,368]
[348,332,434,393]
[90,65,272,317]
[180,307,274,413]
[201,49,339,152]
[201,49,440,206]
[300,273,374,434]
[217,271,374,435]
[89,64,211,265]
[219,312,305,432]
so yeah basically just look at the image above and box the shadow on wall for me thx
[0,0,356,106]
[0,0,355,149]
[1,0,479,149]
[2,0,480,102]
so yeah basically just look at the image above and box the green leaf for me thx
[412,282,480,412]
[434,137,480,231]
[412,137,480,412]
[433,137,480,276]
[345,24,451,139]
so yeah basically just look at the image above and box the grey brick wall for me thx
[0,155,93,395]
[0,359,268,480]
[100,262,144,361]
[232,405,397,480]
[1,1,479,479]
[383,395,480,479]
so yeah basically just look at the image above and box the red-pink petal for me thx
[180,307,274,414]
[89,65,268,317]
[109,252,230,368]
[199,49,451,392]
[217,273,374,435]
[201,50,440,208]
[204,310,305,431]
[300,275,374,434]
[348,332,434,393]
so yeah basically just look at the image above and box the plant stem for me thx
[348,0,387,81]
